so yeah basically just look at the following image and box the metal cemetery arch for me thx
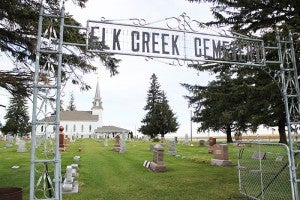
[30,2,299,200]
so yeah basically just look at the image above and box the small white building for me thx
[39,80,130,139]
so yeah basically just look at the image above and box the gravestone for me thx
[97,135,101,142]
[174,137,178,143]
[211,144,232,166]
[17,139,26,152]
[35,136,43,148]
[62,165,78,194]
[199,140,205,147]
[149,144,166,172]
[15,136,20,145]
[183,134,190,145]
[59,126,66,151]
[104,137,108,147]
[235,133,243,146]
[168,140,177,156]
[208,137,216,153]
[119,132,127,153]
[5,135,14,147]
[73,156,80,162]
[276,156,284,162]
[113,135,120,152]
[252,152,267,160]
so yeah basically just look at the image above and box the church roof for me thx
[43,111,99,122]
[95,125,131,133]
[61,111,99,121]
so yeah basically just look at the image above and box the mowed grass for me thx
[0,138,248,200]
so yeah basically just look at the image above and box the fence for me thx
[237,142,294,199]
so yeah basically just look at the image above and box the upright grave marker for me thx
[113,135,121,152]
[168,140,177,156]
[211,144,232,166]
[208,137,216,153]
[149,144,166,172]
[119,132,127,153]
[59,126,66,151]
[17,139,27,153]
[5,134,14,148]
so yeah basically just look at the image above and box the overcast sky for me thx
[0,0,217,138]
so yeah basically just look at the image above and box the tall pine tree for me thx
[139,73,179,139]
[67,92,76,111]
[1,95,31,136]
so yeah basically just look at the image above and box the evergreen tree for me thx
[185,0,300,143]
[0,0,119,97]
[157,92,179,138]
[139,74,179,139]
[1,95,31,136]
[67,92,76,111]
[188,0,300,34]
[183,66,283,143]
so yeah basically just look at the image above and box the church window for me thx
[66,125,68,132]
[73,125,76,132]
[89,125,92,132]
[81,125,84,132]
[41,126,44,132]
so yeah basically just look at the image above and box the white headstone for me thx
[184,134,190,145]
[17,139,27,152]
[119,132,127,153]
[168,140,177,156]
[65,166,73,183]
[6,135,14,147]
[104,138,108,147]
[35,136,43,148]
[73,156,80,162]
[15,137,20,145]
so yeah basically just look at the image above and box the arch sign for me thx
[86,14,265,67]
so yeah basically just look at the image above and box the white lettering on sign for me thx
[87,20,265,66]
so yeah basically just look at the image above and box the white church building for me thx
[39,80,131,139]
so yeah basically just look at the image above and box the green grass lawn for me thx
[0,139,248,200]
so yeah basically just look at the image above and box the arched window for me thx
[89,125,92,132]
[73,124,76,132]
[41,126,44,132]
[66,125,68,132]
[81,125,84,132]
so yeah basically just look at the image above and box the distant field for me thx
[175,133,281,142]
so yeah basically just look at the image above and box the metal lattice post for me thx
[277,30,300,200]
[29,2,65,200]
[55,4,65,200]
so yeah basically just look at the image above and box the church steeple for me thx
[92,79,103,114]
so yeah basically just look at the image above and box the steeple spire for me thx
[92,78,103,110]
[94,79,101,100]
